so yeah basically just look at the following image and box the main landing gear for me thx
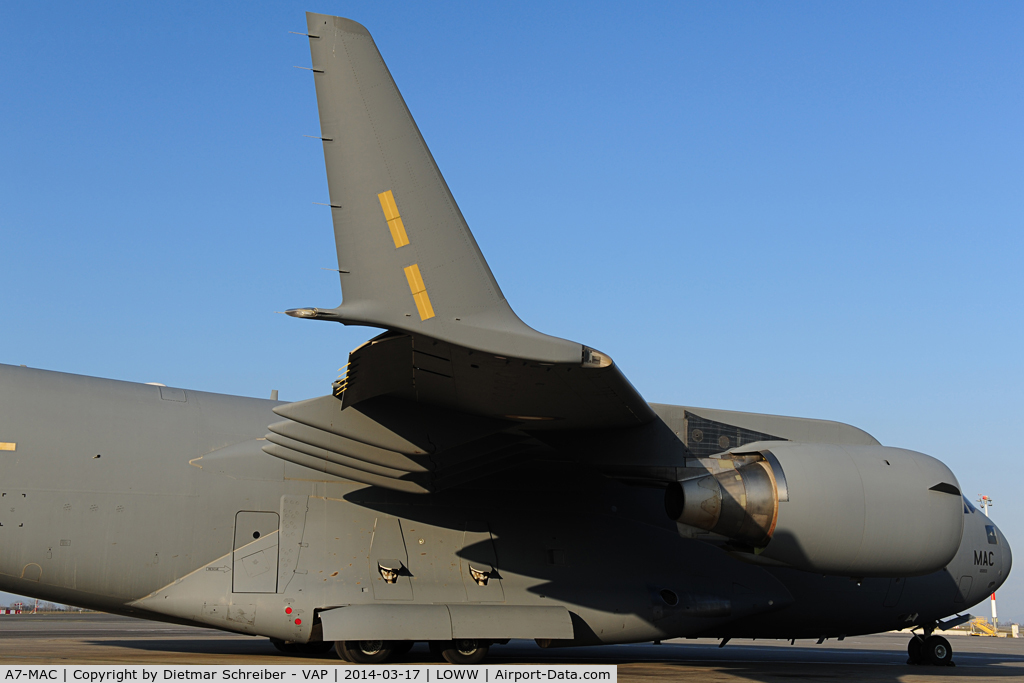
[333,639,488,664]
[907,632,954,666]
[335,640,405,663]
[275,638,491,664]
[429,639,490,664]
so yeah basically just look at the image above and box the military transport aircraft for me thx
[0,12,1010,667]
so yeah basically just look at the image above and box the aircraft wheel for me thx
[923,635,953,666]
[271,638,297,654]
[440,639,489,664]
[337,640,396,664]
[906,637,923,665]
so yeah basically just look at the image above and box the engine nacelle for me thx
[665,442,965,577]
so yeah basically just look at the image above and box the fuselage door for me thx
[233,511,280,593]
[954,576,973,604]
[883,577,906,607]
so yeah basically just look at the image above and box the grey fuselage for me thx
[0,363,1010,645]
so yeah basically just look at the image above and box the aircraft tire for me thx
[440,639,489,664]
[906,637,923,665]
[923,635,953,666]
[336,640,396,664]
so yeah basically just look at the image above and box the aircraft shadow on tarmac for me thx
[82,639,1024,681]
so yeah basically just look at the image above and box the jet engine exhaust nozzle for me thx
[665,460,779,547]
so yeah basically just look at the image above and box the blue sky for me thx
[2,2,1023,622]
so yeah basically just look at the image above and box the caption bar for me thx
[0,666,615,683]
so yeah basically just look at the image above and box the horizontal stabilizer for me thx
[337,331,654,431]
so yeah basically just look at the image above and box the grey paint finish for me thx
[0,11,1011,660]
[448,605,573,639]
[334,333,655,433]
[0,361,1011,646]
[758,442,964,576]
[322,604,453,641]
[274,395,428,455]
[319,604,572,641]
[301,13,580,363]
[232,512,279,594]
[651,403,881,447]
[718,502,1012,639]
[267,419,432,473]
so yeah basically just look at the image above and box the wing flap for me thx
[273,394,428,455]
[264,392,555,493]
[264,432,417,480]
[267,419,432,473]
[262,442,431,494]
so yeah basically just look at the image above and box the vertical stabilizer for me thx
[301,13,580,364]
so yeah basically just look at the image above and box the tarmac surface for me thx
[1,613,1023,682]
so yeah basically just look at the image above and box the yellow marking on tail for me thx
[403,264,435,320]
[378,190,409,248]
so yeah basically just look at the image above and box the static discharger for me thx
[0,443,14,452]
[404,264,435,321]
[378,190,410,248]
